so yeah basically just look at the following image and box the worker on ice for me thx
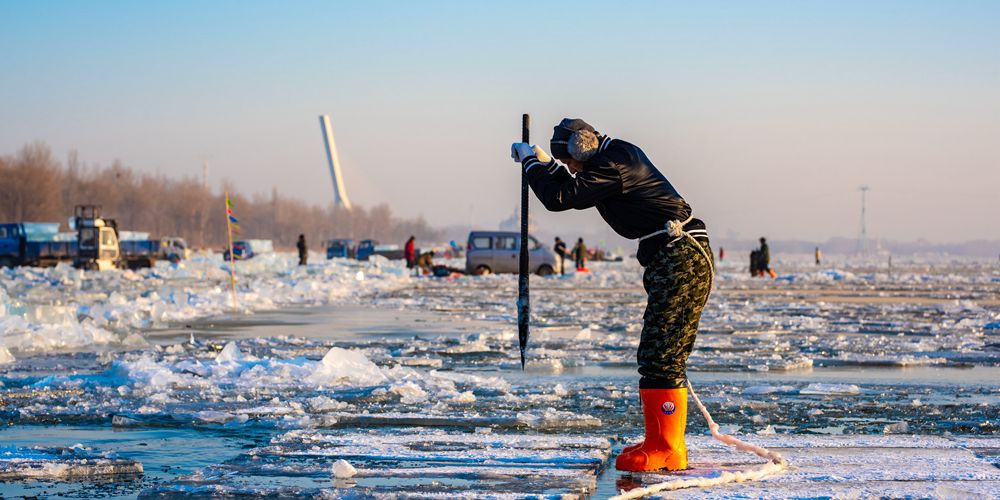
[553,237,568,275]
[296,234,308,266]
[511,118,713,472]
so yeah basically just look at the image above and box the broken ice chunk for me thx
[0,346,14,365]
[884,421,910,434]
[308,347,387,386]
[799,383,861,396]
[215,341,244,363]
[331,459,357,478]
[0,446,143,479]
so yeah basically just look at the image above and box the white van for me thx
[465,231,559,276]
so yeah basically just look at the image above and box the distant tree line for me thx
[0,142,442,249]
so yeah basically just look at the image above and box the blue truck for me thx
[355,239,405,261]
[222,239,274,261]
[0,223,72,268]
[325,239,355,259]
[0,206,161,270]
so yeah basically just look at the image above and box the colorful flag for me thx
[224,192,239,311]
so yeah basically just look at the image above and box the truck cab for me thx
[325,239,355,259]
[160,237,190,262]
[356,239,376,261]
[73,206,121,270]
[223,239,273,261]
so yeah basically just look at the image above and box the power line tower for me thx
[857,185,870,254]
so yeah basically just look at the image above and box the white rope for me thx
[609,381,788,500]
[638,214,716,283]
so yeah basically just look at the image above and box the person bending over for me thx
[511,118,713,472]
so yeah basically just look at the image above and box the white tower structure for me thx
[319,115,352,210]
[857,185,870,254]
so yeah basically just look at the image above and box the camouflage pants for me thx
[637,237,714,388]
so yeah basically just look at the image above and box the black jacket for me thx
[522,137,706,265]
[554,241,567,257]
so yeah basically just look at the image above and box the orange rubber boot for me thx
[615,388,688,471]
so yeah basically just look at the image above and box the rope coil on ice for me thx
[609,381,788,500]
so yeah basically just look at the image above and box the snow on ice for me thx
[0,253,410,355]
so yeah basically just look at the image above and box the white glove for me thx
[511,142,534,163]
[510,143,553,164]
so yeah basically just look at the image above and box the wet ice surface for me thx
[1,253,999,497]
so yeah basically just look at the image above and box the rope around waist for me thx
[638,215,715,278]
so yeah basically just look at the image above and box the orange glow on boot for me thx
[615,388,688,472]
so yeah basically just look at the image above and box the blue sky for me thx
[2,1,997,244]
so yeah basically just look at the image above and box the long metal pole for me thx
[517,114,531,369]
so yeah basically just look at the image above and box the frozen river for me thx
[1,253,998,497]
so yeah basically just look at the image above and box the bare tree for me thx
[1,142,444,249]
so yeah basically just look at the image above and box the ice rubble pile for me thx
[3,330,997,440]
[0,253,410,355]
[23,340,596,430]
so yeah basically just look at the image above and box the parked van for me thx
[465,231,559,276]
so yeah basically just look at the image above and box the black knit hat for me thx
[551,118,597,160]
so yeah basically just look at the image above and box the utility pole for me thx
[198,161,209,248]
[857,185,870,255]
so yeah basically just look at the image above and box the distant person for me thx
[749,249,760,277]
[416,250,434,275]
[758,237,775,278]
[815,247,822,266]
[553,237,568,275]
[404,236,416,270]
[719,246,725,261]
[296,234,308,266]
[573,237,587,270]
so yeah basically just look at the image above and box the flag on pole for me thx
[224,192,239,312]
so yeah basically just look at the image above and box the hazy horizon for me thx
[2,1,997,245]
